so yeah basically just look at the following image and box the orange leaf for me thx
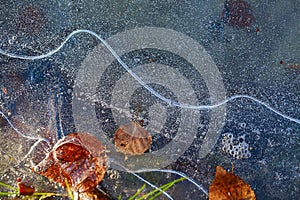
[209,166,256,200]
[17,182,35,195]
[33,133,107,193]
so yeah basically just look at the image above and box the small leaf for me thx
[114,121,152,155]
[209,166,256,200]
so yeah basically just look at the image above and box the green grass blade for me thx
[32,192,69,196]
[65,179,74,200]
[136,177,186,200]
[0,180,70,199]
[148,178,183,200]
[0,181,16,191]
[129,184,146,200]
[149,177,186,200]
[0,191,18,196]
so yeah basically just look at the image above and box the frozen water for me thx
[0,0,299,199]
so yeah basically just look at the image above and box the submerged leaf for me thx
[114,121,152,155]
[17,182,35,196]
[209,166,256,200]
[33,132,107,193]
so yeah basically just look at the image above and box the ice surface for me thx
[0,0,299,199]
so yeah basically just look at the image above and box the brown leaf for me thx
[114,121,152,155]
[33,132,107,193]
[17,182,35,195]
[209,166,256,200]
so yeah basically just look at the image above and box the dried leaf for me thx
[17,182,35,196]
[209,166,256,200]
[33,132,107,193]
[114,121,152,155]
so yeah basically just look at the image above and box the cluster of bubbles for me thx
[221,133,251,159]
